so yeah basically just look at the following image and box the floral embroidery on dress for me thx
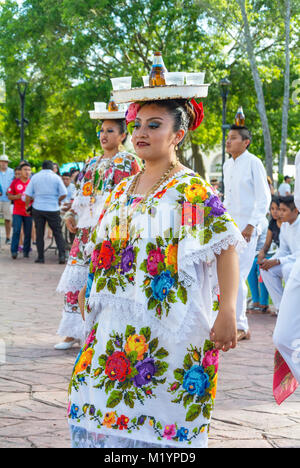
[69,227,92,265]
[177,176,230,244]
[90,324,169,409]
[91,216,141,294]
[140,233,187,319]
[67,403,208,445]
[167,340,218,422]
[69,325,98,393]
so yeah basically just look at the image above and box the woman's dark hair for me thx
[115,119,128,145]
[53,163,61,175]
[103,119,128,145]
[142,99,196,148]
[271,195,280,207]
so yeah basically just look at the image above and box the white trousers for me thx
[237,234,258,331]
[260,262,294,310]
[273,258,300,383]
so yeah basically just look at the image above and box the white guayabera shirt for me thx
[223,150,271,233]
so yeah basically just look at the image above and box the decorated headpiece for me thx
[124,98,204,135]
[110,57,208,134]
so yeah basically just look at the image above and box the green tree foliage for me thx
[0,0,299,173]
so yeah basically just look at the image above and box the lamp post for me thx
[16,78,28,161]
[219,78,231,198]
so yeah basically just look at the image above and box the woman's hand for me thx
[241,224,254,243]
[65,215,78,234]
[210,310,237,352]
[78,285,87,321]
[214,245,239,352]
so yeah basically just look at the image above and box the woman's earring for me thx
[175,145,178,151]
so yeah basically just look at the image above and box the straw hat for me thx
[0,154,10,162]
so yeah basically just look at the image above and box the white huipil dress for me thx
[273,151,300,384]
[56,152,140,341]
[67,169,245,448]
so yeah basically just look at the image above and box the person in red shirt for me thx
[7,162,32,259]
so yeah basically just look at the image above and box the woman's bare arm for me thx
[210,245,239,352]
[78,285,87,321]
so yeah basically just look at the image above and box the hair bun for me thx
[185,101,197,130]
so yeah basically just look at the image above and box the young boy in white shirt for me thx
[260,196,300,311]
[224,125,271,341]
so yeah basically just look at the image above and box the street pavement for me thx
[0,233,300,448]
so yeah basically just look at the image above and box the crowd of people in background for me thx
[0,148,299,321]
[0,154,81,263]
[209,170,298,320]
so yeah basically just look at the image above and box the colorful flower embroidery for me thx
[69,325,98,393]
[184,183,208,203]
[82,182,93,196]
[140,234,187,319]
[69,227,93,263]
[91,216,140,295]
[66,291,80,305]
[102,411,116,428]
[168,340,219,422]
[69,238,80,258]
[67,404,208,445]
[176,176,230,244]
[91,325,169,409]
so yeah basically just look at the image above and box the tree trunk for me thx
[279,0,291,175]
[191,142,206,179]
[238,0,273,179]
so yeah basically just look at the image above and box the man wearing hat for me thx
[0,154,14,244]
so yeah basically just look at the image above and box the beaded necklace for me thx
[119,159,179,237]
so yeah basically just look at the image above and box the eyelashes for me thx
[133,122,160,129]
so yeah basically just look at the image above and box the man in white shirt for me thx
[278,176,292,197]
[272,151,300,387]
[224,125,271,341]
[260,196,300,310]
[25,160,67,264]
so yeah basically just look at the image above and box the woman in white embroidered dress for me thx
[55,118,140,349]
[67,97,245,448]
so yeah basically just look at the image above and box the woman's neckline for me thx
[127,167,195,198]
[97,151,128,161]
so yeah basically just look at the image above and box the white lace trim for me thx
[84,232,246,341]
[178,233,246,289]
[181,233,246,266]
[85,293,198,344]
[57,264,89,293]
[57,311,85,341]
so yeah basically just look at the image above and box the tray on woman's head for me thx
[112,84,210,104]
[89,111,126,120]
